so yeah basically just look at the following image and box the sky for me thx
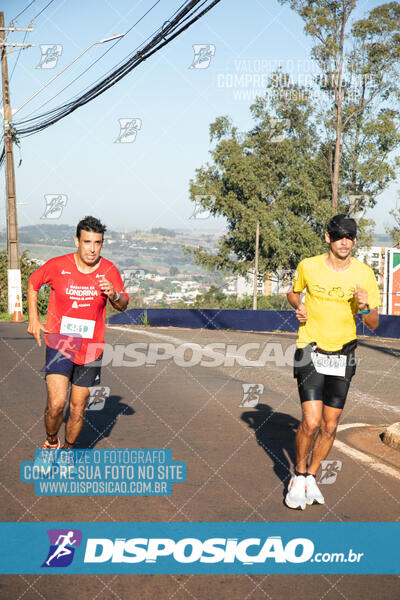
[1,0,398,235]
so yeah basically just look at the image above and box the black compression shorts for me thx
[293,340,357,409]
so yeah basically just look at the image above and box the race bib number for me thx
[60,316,95,339]
[311,352,347,377]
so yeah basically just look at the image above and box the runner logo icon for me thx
[41,529,82,568]
[239,383,264,408]
[188,44,216,69]
[318,460,342,484]
[41,194,68,219]
[36,44,63,69]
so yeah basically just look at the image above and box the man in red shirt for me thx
[27,216,129,449]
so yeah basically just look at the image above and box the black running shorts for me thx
[293,340,357,409]
[42,346,102,388]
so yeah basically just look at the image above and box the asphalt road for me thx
[1,321,399,599]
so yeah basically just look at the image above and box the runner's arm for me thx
[100,275,129,312]
[287,288,307,323]
[109,293,128,312]
[353,282,379,330]
[27,281,47,346]
[287,289,302,309]
[361,308,379,331]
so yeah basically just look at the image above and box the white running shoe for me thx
[305,475,325,505]
[285,474,306,510]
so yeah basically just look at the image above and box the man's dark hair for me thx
[76,216,107,239]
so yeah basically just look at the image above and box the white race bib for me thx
[60,316,96,339]
[311,352,347,377]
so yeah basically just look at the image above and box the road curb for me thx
[382,422,400,450]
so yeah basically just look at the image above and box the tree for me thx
[185,5,400,277]
[184,75,335,276]
[173,287,291,310]
[386,193,400,247]
[194,285,227,308]
[169,266,179,276]
[278,0,400,209]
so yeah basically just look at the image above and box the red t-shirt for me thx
[29,253,129,365]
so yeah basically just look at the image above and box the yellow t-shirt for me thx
[292,254,381,351]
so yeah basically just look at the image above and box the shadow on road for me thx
[64,395,135,449]
[241,403,299,492]
[358,339,400,358]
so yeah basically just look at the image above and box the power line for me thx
[32,0,57,20]
[9,31,28,82]
[0,0,222,171]
[9,0,58,83]
[14,0,222,138]
[12,0,57,23]
[11,0,37,23]
[21,0,164,120]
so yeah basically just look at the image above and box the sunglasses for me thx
[329,233,356,242]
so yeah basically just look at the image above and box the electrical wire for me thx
[21,0,164,120]
[4,0,161,162]
[32,0,57,20]
[0,0,222,165]
[11,0,37,23]
[1,0,60,165]
[14,0,221,138]
[9,31,28,82]
[20,0,197,120]
[10,0,58,83]
[11,0,56,24]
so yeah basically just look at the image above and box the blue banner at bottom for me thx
[1,522,398,574]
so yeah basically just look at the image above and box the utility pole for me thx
[252,221,260,310]
[0,12,33,313]
[0,24,120,315]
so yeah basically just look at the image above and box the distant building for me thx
[237,271,264,298]
[164,293,184,304]
[123,269,145,280]
[355,246,384,285]
[125,285,140,294]
[144,273,165,281]
[266,270,294,295]
[222,277,237,295]
[237,270,293,298]
[236,247,387,301]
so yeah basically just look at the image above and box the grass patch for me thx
[141,310,150,326]
[0,312,14,321]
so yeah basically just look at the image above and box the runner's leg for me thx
[63,384,90,448]
[307,405,342,475]
[44,374,69,443]
[296,400,323,473]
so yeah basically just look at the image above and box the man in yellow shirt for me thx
[285,214,380,510]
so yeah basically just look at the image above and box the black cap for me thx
[327,214,357,240]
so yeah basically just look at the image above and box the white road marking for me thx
[351,392,400,415]
[333,439,400,482]
[108,327,400,481]
[337,423,369,432]
[108,326,191,346]
[335,423,400,480]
